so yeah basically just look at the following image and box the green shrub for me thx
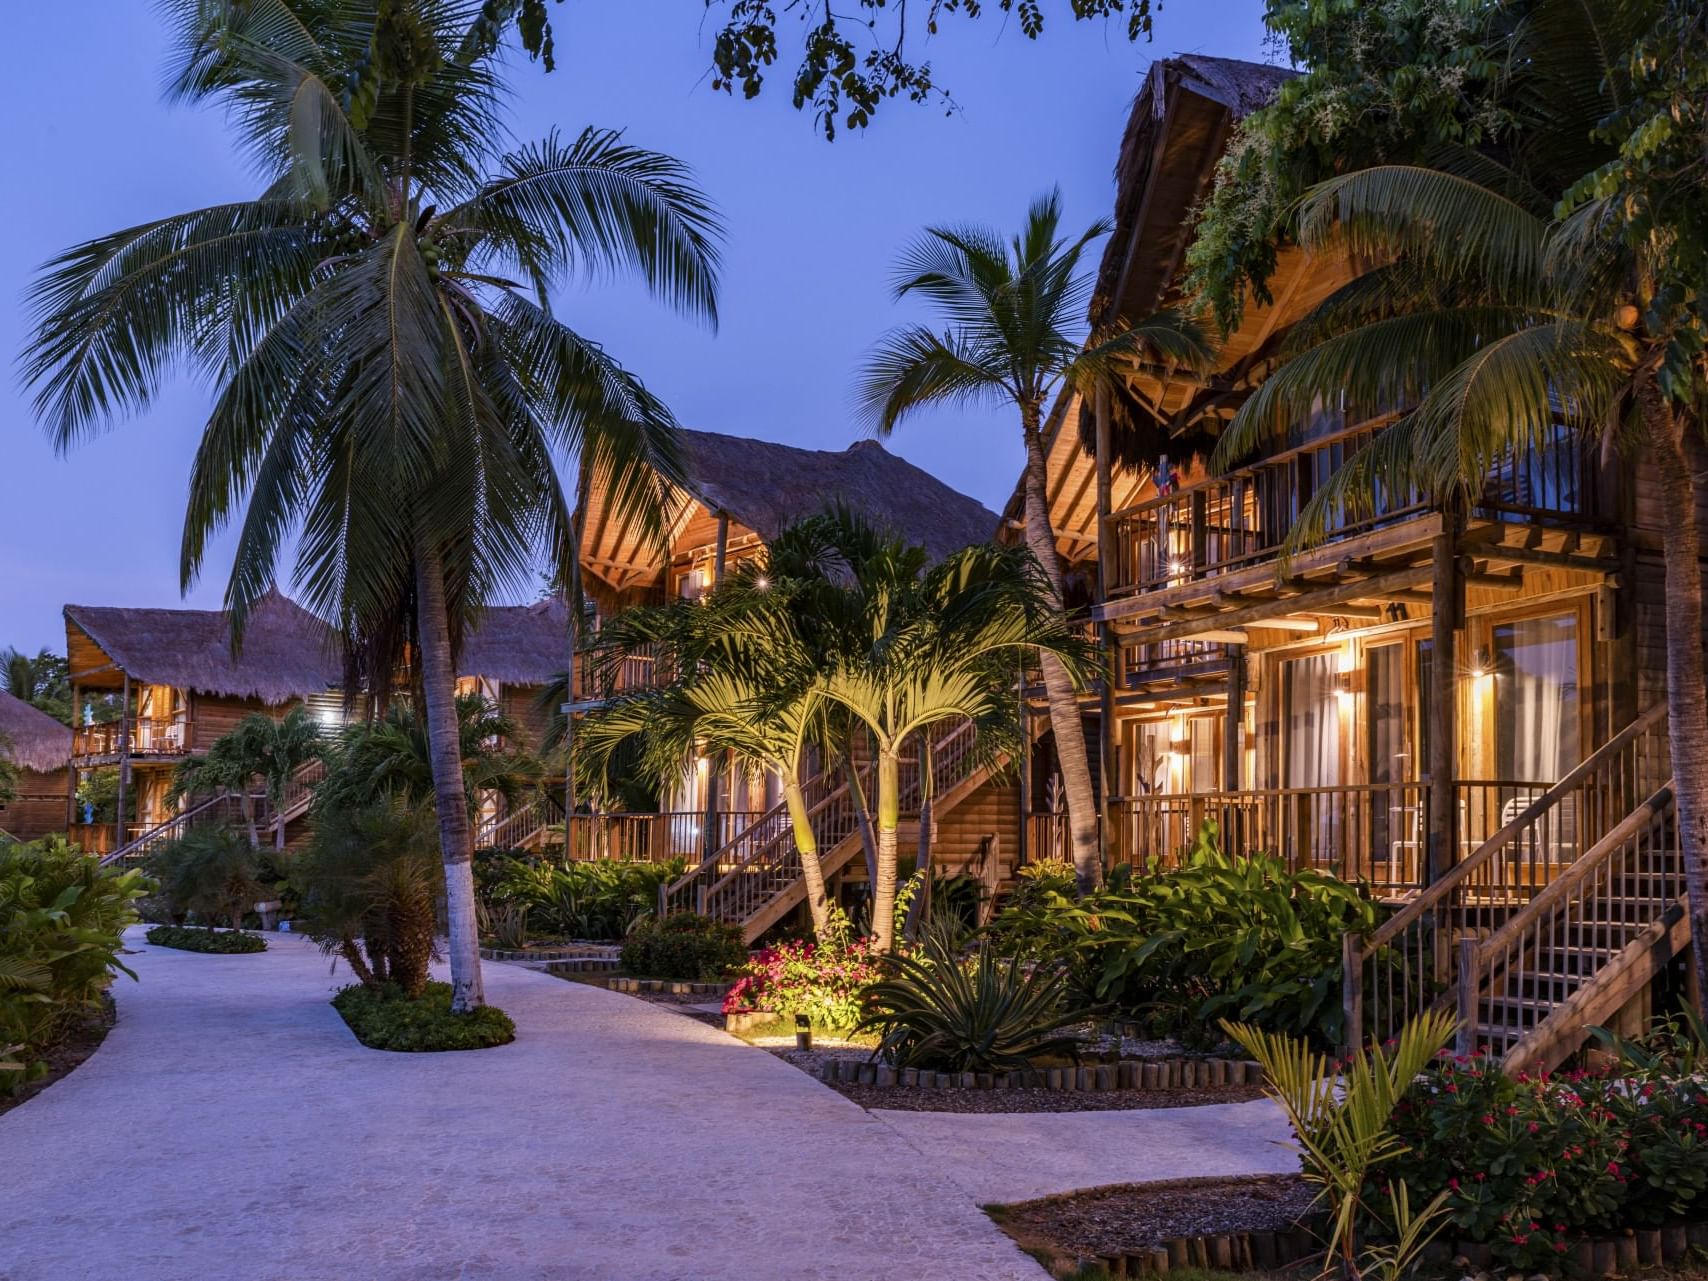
[722,932,880,1032]
[0,836,151,1092]
[621,914,747,981]
[485,856,687,940]
[984,823,1377,1049]
[146,824,267,929]
[144,925,267,953]
[857,929,1093,1072]
[332,981,515,1052]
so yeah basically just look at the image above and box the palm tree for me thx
[174,708,324,849]
[1208,0,1708,1008]
[799,514,1092,951]
[21,2,720,1010]
[858,190,1210,888]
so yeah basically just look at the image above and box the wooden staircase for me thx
[475,795,566,852]
[1455,782,1687,1073]
[658,719,1001,944]
[1344,703,1688,1073]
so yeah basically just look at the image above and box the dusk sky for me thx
[1,1,1272,653]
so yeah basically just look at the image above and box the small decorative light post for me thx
[795,1013,813,1051]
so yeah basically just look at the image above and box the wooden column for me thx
[1017,672,1032,866]
[66,679,80,833]
[1426,511,1462,886]
[114,672,132,852]
[1224,646,1246,791]
[1093,388,1118,864]
[703,513,732,859]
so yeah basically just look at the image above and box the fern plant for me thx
[858,928,1094,1073]
[1226,1007,1456,1281]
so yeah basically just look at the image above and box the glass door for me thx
[1281,652,1342,868]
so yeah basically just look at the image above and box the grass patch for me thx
[145,925,268,953]
[332,981,516,1052]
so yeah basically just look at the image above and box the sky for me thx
[0,1,1274,654]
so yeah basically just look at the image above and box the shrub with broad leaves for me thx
[723,934,881,1033]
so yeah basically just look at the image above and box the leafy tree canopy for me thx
[508,0,1158,139]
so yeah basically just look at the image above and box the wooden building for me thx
[0,690,72,843]
[570,429,1019,939]
[62,590,345,856]
[1009,53,1695,1069]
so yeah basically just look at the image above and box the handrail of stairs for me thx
[96,790,245,867]
[1455,781,1678,1064]
[673,718,986,928]
[1343,701,1669,1050]
[476,794,567,851]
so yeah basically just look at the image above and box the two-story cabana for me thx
[1013,53,1696,1069]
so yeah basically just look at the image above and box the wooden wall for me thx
[0,769,70,842]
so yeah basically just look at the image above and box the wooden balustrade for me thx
[73,718,193,758]
[573,643,669,701]
[1105,420,1599,598]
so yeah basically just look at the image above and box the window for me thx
[1492,612,1581,784]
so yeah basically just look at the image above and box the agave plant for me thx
[857,927,1093,1073]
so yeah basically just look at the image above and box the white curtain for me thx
[1496,615,1579,784]
[1283,654,1341,865]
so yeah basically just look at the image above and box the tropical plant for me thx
[172,707,324,847]
[21,1,721,1012]
[859,191,1210,888]
[723,930,881,1034]
[314,694,540,820]
[857,927,1093,1073]
[146,825,269,930]
[484,856,686,941]
[1,648,71,725]
[332,980,514,1052]
[619,914,747,983]
[1229,1007,1458,1281]
[1202,0,1708,1012]
[292,796,442,998]
[0,836,151,1091]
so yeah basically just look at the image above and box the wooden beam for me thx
[1426,509,1462,886]
[1223,647,1245,790]
[1195,629,1250,644]
[1479,545,1621,575]
[1254,617,1324,632]
[1136,565,1434,642]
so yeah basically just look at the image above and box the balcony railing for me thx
[1054,778,1559,896]
[572,643,669,701]
[563,809,762,863]
[1105,420,1600,599]
[72,718,192,758]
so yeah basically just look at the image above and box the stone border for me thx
[607,977,727,996]
[819,1057,1263,1092]
[540,957,621,974]
[480,945,619,962]
[1444,1223,1708,1277]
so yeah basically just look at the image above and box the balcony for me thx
[72,718,193,761]
[1102,420,1602,606]
[570,643,669,702]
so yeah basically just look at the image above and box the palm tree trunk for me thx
[1643,383,1708,1015]
[782,775,831,937]
[846,751,879,886]
[1021,412,1101,889]
[871,751,901,952]
[413,533,486,1012]
[904,732,935,942]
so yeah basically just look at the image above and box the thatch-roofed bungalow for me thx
[63,589,345,853]
[0,691,72,842]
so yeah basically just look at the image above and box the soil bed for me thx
[989,1174,1315,1262]
[0,998,115,1119]
[772,1048,1265,1112]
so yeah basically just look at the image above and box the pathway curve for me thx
[0,930,1044,1281]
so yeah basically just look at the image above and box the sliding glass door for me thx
[1282,652,1342,867]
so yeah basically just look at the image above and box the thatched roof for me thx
[459,598,571,686]
[579,431,1001,590]
[0,691,71,774]
[64,590,342,703]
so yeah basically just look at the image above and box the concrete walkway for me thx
[0,930,1043,1281]
[0,931,1298,1281]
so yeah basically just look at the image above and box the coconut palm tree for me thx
[21,1,720,1009]
[1208,0,1708,1007]
[174,708,324,849]
[858,190,1210,888]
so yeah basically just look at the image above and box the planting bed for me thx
[0,998,115,1120]
[988,1175,1319,1277]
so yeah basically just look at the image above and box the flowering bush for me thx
[1379,1049,1708,1269]
[722,936,881,1033]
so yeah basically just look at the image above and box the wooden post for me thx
[114,671,132,852]
[1224,647,1246,792]
[65,679,80,834]
[1426,514,1461,886]
[1093,387,1118,868]
[1017,672,1032,866]
[700,514,732,861]
[1341,930,1363,1055]
[1455,935,1479,1057]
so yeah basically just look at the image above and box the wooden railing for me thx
[660,719,986,928]
[573,643,669,701]
[1455,782,1679,1062]
[95,791,253,867]
[1343,703,1669,1050]
[73,718,193,758]
[1105,420,1599,598]
[564,810,759,862]
[1117,637,1232,685]
[269,758,326,832]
